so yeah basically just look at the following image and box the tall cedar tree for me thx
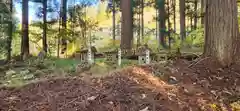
[179,0,186,41]
[167,0,171,48]
[155,1,158,45]
[21,0,29,60]
[200,0,204,25]
[193,0,197,29]
[141,0,144,43]
[112,0,116,45]
[172,0,176,31]
[61,0,67,54]
[158,0,167,48]
[7,0,13,61]
[43,0,47,53]
[121,0,133,49]
[137,0,141,46]
[204,0,240,66]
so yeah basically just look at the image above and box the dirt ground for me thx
[0,58,239,111]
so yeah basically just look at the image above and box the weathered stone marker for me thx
[145,49,150,64]
[118,48,121,66]
[88,46,93,64]
[138,55,145,64]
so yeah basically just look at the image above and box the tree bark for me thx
[43,0,47,53]
[200,0,204,25]
[121,0,133,50]
[137,0,141,47]
[112,0,116,45]
[141,0,144,43]
[61,0,67,54]
[7,0,13,61]
[21,0,29,60]
[204,0,240,66]
[179,0,186,41]
[155,2,159,47]
[57,18,61,58]
[172,0,176,31]
[190,16,193,30]
[193,0,198,29]
[167,0,171,49]
[158,0,167,48]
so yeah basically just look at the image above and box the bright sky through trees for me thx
[14,0,99,23]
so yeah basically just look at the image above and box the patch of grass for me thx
[53,58,81,68]
[121,59,138,67]
[0,57,140,87]
[89,63,112,77]
[2,69,36,87]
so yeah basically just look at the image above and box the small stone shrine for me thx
[103,49,118,64]
[136,44,151,64]
[75,46,97,63]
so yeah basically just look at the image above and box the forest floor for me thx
[0,58,239,111]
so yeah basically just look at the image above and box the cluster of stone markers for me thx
[117,48,151,66]
[84,47,151,66]
[76,38,168,66]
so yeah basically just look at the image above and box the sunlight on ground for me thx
[131,67,169,87]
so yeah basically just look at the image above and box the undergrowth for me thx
[0,57,137,87]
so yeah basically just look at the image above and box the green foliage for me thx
[0,25,9,59]
[185,27,204,47]
[170,33,181,49]
[142,35,159,52]
[54,58,80,69]
[0,56,140,87]
[4,68,36,87]
[11,29,22,56]
[98,39,120,52]
[0,34,8,58]
[170,27,204,49]
[121,59,138,67]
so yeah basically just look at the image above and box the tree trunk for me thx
[200,0,204,25]
[179,0,186,41]
[112,0,116,45]
[7,0,13,61]
[155,2,159,47]
[167,0,171,49]
[141,0,144,43]
[43,0,47,53]
[137,0,141,47]
[57,18,61,58]
[21,0,29,60]
[204,0,240,66]
[190,16,193,30]
[172,0,176,31]
[158,0,167,48]
[121,0,133,50]
[193,0,198,29]
[61,0,67,54]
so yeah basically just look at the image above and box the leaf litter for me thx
[0,58,239,111]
